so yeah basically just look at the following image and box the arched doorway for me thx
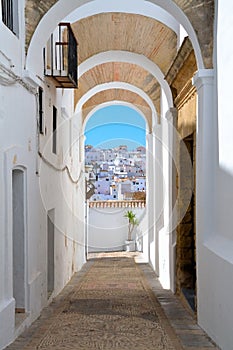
[83,104,147,254]
[12,168,26,314]
[22,0,216,343]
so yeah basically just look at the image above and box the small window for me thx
[52,106,57,154]
[2,0,19,36]
[38,87,44,134]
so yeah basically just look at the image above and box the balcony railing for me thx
[88,200,146,208]
[44,23,78,88]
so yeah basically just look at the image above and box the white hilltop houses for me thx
[1,2,233,350]
[85,145,146,201]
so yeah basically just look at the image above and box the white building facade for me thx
[0,2,85,348]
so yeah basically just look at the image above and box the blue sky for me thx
[84,105,146,150]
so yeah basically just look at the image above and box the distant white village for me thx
[85,145,146,201]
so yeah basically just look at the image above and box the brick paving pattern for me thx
[5,252,220,350]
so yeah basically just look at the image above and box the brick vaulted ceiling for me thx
[75,62,161,117]
[72,14,176,118]
[25,0,214,69]
[71,13,177,73]
[25,1,214,128]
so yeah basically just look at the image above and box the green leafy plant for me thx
[124,210,139,241]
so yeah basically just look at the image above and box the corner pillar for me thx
[193,69,216,242]
[159,107,177,290]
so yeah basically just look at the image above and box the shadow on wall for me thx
[216,166,233,241]
[135,210,147,252]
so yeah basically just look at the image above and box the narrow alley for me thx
[5,253,218,350]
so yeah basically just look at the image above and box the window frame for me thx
[52,106,57,154]
[1,0,19,36]
[38,87,44,134]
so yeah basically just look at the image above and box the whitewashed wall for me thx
[0,6,86,350]
[0,84,86,350]
[195,2,233,350]
[87,206,146,253]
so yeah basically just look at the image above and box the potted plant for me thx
[124,210,138,251]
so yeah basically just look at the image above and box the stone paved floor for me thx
[5,252,220,350]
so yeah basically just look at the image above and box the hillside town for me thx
[85,145,146,201]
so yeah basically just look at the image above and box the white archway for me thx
[78,51,173,108]
[64,0,179,34]
[26,0,204,75]
[82,100,150,135]
[75,82,157,119]
[24,0,209,320]
[82,100,151,261]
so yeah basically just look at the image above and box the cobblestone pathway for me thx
[5,253,219,350]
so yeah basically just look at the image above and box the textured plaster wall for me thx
[195,2,233,349]
[0,18,85,349]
